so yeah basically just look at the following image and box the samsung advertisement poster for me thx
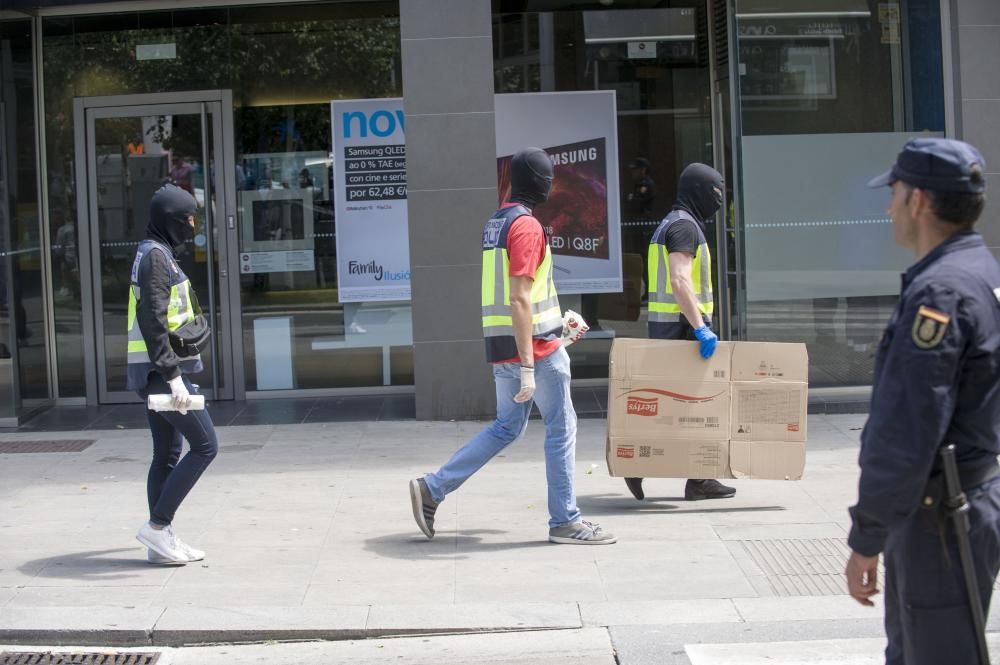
[332,91,622,302]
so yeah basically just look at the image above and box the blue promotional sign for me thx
[331,98,411,302]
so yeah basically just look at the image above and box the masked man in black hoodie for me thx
[624,163,737,502]
[129,183,218,565]
[409,148,615,545]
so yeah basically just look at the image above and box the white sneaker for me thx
[174,536,205,562]
[147,549,188,566]
[136,521,187,563]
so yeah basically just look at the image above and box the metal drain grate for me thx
[740,537,1000,596]
[739,538,884,597]
[0,440,95,454]
[0,652,160,665]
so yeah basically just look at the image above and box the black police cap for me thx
[868,137,985,193]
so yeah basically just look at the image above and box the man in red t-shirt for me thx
[409,148,615,545]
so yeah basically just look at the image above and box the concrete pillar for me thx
[952,0,1000,261]
[400,0,498,419]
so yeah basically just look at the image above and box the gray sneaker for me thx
[549,520,617,545]
[409,477,438,539]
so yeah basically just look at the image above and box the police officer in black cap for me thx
[627,157,656,218]
[845,137,1000,665]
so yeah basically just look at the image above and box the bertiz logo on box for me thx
[627,396,658,416]
[621,387,726,410]
[616,447,635,459]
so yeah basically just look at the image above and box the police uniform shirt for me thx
[848,231,1000,557]
[632,176,655,216]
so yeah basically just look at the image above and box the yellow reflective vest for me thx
[647,209,714,333]
[126,240,201,388]
[481,204,563,362]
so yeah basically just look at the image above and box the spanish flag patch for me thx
[911,305,950,349]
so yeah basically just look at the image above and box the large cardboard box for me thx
[729,440,806,480]
[608,438,732,480]
[730,341,808,443]
[607,340,730,440]
[606,339,808,481]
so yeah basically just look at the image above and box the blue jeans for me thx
[424,346,580,528]
[137,374,219,526]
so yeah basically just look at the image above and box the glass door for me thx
[82,99,235,402]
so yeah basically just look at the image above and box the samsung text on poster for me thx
[498,139,609,261]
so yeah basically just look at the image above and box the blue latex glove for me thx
[693,325,717,359]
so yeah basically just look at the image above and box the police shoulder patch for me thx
[911,305,950,349]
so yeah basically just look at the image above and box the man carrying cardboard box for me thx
[623,163,737,502]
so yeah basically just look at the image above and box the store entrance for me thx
[74,91,241,404]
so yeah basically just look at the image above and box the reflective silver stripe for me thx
[649,311,683,323]
[657,245,669,298]
[534,295,560,313]
[698,242,713,302]
[485,318,561,337]
[484,296,560,319]
[482,305,511,317]
[483,324,515,337]
[533,308,563,334]
[127,350,151,363]
[494,246,506,305]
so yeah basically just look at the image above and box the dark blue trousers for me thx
[883,476,1000,665]
[137,374,218,526]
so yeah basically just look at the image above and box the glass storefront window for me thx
[236,104,411,391]
[0,19,50,417]
[734,0,945,387]
[492,2,715,379]
[42,2,406,398]
[229,7,406,391]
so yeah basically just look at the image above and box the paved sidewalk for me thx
[0,412,994,650]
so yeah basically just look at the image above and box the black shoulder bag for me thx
[170,287,212,358]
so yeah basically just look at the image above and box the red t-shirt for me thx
[496,203,562,364]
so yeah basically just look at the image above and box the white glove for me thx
[560,309,590,347]
[513,365,536,403]
[168,376,192,415]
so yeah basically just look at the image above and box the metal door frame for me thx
[0,100,22,423]
[707,0,745,342]
[73,90,241,405]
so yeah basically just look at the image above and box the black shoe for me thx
[624,477,645,501]
[685,479,736,501]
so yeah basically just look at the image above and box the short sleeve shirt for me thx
[497,203,562,364]
[663,217,702,255]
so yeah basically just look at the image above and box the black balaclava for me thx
[147,182,197,254]
[673,163,724,223]
[510,147,554,208]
